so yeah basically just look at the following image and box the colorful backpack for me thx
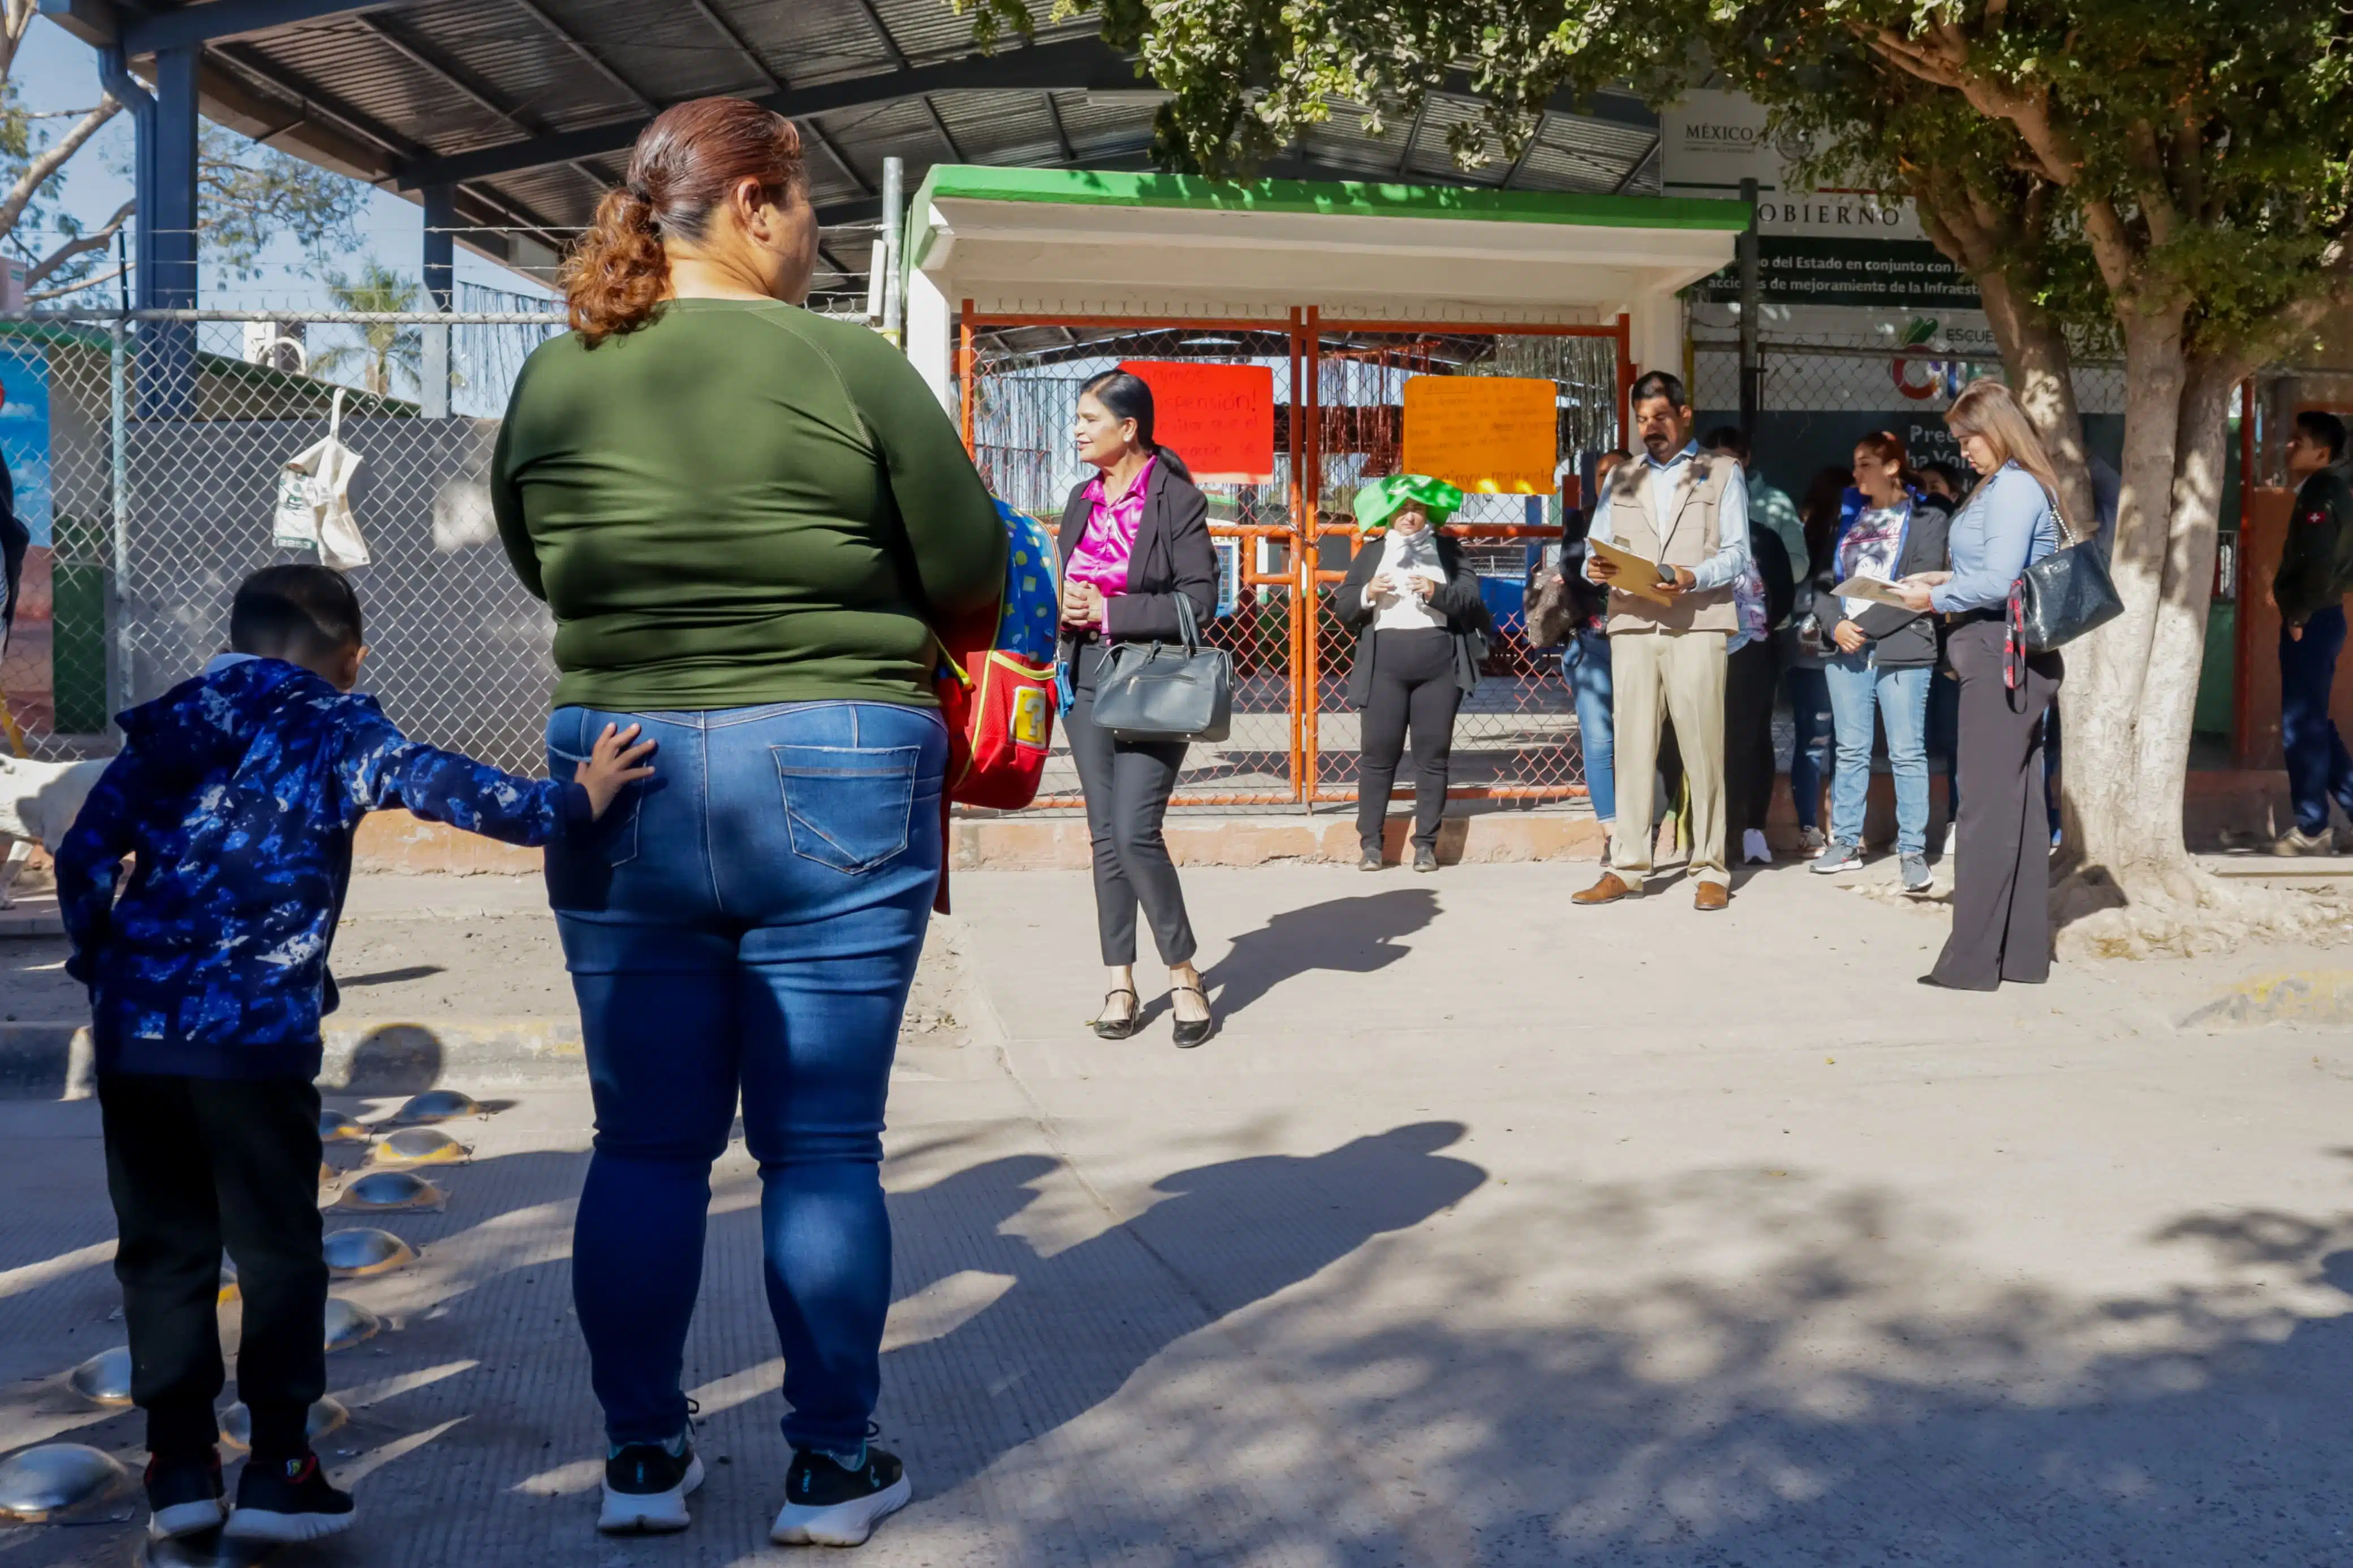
[936,500,1060,810]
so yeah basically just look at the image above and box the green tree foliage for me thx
[196,124,366,282]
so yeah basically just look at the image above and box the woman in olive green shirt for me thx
[490,97,1002,1548]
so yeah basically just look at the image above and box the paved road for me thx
[5,863,2353,1565]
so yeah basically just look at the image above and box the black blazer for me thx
[1808,493,1953,669]
[1334,532,1492,707]
[1057,452,1218,646]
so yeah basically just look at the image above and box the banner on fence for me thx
[1400,375,1556,494]
[1119,360,1274,483]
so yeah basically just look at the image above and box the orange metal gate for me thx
[958,305,1632,811]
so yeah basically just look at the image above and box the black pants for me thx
[1722,637,1779,839]
[1066,642,1197,967]
[1932,620,2062,989]
[98,1072,327,1460]
[1356,629,1461,853]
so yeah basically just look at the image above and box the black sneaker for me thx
[598,1437,703,1535]
[143,1450,226,1540]
[770,1444,911,1547]
[221,1452,354,1543]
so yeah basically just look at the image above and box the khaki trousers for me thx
[1609,629,1729,885]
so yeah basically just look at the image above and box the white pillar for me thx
[906,264,954,415]
[1628,293,1683,382]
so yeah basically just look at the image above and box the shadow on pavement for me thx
[1188,887,1438,1025]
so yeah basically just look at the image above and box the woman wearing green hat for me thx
[1334,475,1494,871]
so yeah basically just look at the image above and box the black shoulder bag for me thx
[1089,593,1234,744]
[2005,489,2123,691]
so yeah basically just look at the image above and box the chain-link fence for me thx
[0,308,567,771]
[963,314,1630,810]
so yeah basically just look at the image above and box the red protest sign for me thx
[1119,361,1275,484]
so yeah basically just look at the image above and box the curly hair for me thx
[561,97,804,347]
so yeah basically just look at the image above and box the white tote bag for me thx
[272,387,372,568]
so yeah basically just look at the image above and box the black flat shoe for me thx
[1169,984,1214,1049]
[1091,987,1139,1040]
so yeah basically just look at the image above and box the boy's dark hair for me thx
[230,564,364,661]
[2295,408,2346,463]
[1700,425,1749,461]
[1631,370,1688,411]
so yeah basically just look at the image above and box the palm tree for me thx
[310,263,424,398]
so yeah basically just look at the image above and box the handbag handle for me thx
[1171,590,1203,655]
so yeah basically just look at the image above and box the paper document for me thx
[1831,574,1911,608]
[1590,538,1679,604]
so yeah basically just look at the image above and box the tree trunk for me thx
[2053,334,2340,954]
[1975,270,2096,528]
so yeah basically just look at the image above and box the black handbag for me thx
[2014,499,2122,655]
[1089,593,1232,743]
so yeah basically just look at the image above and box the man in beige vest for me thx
[1572,371,1752,910]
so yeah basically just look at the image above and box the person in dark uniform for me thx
[2267,409,2353,854]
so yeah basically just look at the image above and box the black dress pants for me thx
[98,1072,327,1459]
[1932,619,2062,988]
[1066,641,1198,967]
[1356,629,1462,854]
[1722,637,1779,840]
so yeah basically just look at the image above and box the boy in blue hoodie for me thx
[56,564,653,1547]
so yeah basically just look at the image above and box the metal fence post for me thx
[109,316,130,722]
[1737,176,1760,437]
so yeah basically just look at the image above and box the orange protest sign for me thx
[1119,361,1275,484]
[1400,375,1558,495]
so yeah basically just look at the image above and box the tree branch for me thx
[25,197,135,290]
[0,0,35,83]
[28,264,124,304]
[0,97,122,243]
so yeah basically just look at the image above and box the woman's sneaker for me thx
[1809,840,1865,875]
[143,1449,227,1540]
[771,1444,911,1547]
[598,1435,703,1534]
[221,1453,354,1543]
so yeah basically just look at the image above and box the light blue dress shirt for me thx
[1930,463,2062,614]
[1584,440,1752,594]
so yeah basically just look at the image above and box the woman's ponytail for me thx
[562,186,668,347]
[558,98,805,349]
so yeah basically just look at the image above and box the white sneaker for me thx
[1742,828,1773,865]
[599,1438,703,1535]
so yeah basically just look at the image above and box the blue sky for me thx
[14,16,555,309]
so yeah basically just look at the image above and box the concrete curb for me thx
[0,1017,587,1098]
[2181,970,2353,1028]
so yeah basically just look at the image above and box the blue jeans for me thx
[2281,603,2353,834]
[1565,629,1615,824]
[1783,664,1831,831]
[544,700,946,1452]
[1824,654,1931,855]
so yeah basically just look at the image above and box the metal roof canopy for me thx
[904,166,1749,409]
[37,1,1674,301]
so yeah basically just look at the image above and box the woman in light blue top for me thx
[1892,381,2067,989]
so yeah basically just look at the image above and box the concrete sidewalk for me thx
[5,863,2353,1564]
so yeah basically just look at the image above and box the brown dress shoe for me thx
[1574,871,1640,905]
[1693,880,1730,912]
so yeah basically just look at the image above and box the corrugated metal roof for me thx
[144,0,1660,301]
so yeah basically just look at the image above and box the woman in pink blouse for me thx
[1055,371,1219,1047]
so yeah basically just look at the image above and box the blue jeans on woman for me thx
[544,699,946,1453]
[1783,663,1832,832]
[1565,629,1615,825]
[1824,653,1931,856]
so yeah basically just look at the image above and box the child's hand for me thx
[574,723,657,819]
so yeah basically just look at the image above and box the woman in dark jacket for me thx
[1334,475,1492,873]
[1805,430,1952,893]
[1057,370,1218,1047]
